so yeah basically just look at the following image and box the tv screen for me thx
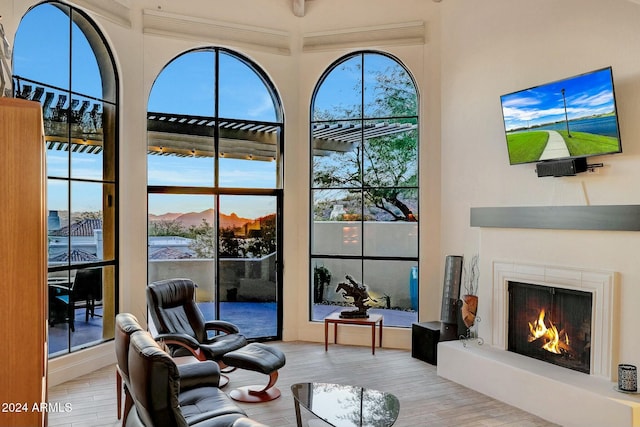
[500,67,622,165]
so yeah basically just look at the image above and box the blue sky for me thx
[500,68,616,131]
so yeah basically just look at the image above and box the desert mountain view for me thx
[148,208,254,229]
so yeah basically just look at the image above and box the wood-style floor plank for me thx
[48,341,558,427]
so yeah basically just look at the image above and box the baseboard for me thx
[48,341,115,387]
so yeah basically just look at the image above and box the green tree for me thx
[148,219,188,237]
[245,215,276,257]
[219,227,244,258]
[188,219,215,258]
[313,59,418,221]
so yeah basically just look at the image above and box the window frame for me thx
[146,47,285,341]
[309,50,420,326]
[12,0,119,357]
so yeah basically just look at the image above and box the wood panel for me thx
[0,98,47,427]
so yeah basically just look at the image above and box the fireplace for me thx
[490,261,615,378]
[508,281,592,374]
[437,262,628,427]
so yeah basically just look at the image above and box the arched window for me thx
[147,48,283,340]
[13,1,119,356]
[310,51,419,327]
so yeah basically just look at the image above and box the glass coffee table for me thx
[291,382,399,427]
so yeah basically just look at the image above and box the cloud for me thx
[248,93,275,118]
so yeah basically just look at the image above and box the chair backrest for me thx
[72,268,102,301]
[115,313,143,381]
[146,278,206,343]
[127,330,187,427]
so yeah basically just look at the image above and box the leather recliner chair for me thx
[115,313,143,423]
[116,313,229,423]
[146,278,248,365]
[146,278,287,402]
[125,328,268,427]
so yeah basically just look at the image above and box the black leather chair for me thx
[146,278,248,365]
[125,329,268,427]
[115,313,143,424]
[116,313,229,423]
[146,278,286,402]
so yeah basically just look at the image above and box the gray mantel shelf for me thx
[470,205,640,231]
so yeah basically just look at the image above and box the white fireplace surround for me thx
[492,261,616,379]
[436,261,640,427]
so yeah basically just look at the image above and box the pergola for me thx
[17,83,417,159]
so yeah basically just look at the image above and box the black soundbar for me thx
[536,157,588,177]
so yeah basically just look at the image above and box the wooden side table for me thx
[324,312,383,354]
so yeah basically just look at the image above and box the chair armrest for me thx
[178,361,221,390]
[203,320,240,335]
[49,284,71,294]
[154,333,206,361]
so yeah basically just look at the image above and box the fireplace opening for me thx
[508,281,592,374]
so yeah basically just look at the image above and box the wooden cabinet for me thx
[0,98,47,427]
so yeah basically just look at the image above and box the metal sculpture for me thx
[336,275,376,318]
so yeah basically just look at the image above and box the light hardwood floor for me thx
[48,341,559,427]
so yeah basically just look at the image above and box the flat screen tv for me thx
[500,67,622,165]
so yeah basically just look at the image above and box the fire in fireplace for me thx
[508,281,592,374]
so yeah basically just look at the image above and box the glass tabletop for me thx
[291,382,399,427]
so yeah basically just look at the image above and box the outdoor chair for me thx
[49,267,102,332]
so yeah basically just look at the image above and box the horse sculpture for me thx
[336,275,377,318]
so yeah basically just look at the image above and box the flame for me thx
[528,309,548,341]
[527,309,570,355]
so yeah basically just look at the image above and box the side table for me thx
[324,312,383,355]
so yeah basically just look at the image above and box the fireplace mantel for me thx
[470,205,640,231]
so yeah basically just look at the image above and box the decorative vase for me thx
[461,294,478,328]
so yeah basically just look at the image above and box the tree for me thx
[313,56,418,222]
[245,215,276,257]
[188,219,215,258]
[218,227,244,258]
[148,219,188,237]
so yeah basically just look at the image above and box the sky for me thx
[11,3,414,219]
[500,68,617,131]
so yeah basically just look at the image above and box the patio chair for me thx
[49,268,102,332]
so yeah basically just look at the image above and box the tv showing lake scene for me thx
[500,67,622,165]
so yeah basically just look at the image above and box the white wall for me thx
[439,0,640,370]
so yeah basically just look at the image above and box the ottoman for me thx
[222,342,286,402]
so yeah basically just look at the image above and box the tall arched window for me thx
[13,1,119,356]
[310,51,419,327]
[147,48,283,340]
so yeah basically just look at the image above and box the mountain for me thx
[149,208,253,229]
[148,212,183,222]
